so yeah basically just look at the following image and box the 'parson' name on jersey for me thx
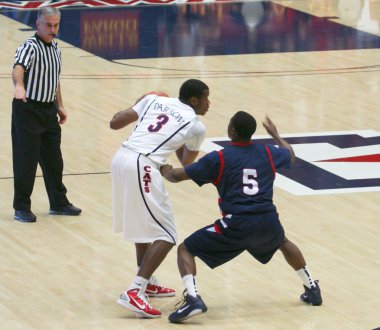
[154,102,186,124]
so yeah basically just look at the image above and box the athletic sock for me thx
[182,274,198,297]
[128,276,149,295]
[296,265,317,289]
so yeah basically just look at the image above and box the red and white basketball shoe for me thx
[146,276,176,297]
[117,288,161,318]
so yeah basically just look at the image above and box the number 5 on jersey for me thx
[243,169,259,195]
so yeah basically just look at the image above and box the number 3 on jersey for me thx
[148,114,169,132]
[243,168,259,195]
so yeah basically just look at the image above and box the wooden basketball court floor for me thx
[0,0,379,329]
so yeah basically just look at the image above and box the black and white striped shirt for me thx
[14,33,61,103]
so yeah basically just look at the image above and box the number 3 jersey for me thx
[122,94,206,165]
[185,141,292,215]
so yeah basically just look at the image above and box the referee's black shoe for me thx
[14,210,37,223]
[49,204,82,216]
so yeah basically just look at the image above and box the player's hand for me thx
[262,116,279,138]
[160,164,173,178]
[134,91,169,105]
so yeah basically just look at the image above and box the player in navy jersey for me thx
[161,111,322,323]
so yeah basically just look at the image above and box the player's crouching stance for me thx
[161,111,322,323]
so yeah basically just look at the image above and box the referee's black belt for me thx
[26,98,56,106]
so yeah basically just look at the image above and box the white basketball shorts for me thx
[111,147,177,244]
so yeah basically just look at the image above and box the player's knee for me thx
[177,242,188,255]
[280,236,293,249]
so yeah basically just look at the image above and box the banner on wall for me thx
[0,0,232,10]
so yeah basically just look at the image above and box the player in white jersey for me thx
[110,79,210,318]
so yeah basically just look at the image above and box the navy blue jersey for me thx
[185,141,291,214]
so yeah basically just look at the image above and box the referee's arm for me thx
[12,64,27,102]
[56,82,67,124]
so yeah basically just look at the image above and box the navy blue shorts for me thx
[184,211,285,269]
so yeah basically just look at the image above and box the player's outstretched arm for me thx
[160,164,190,183]
[263,116,296,163]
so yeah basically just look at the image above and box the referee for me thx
[12,7,81,223]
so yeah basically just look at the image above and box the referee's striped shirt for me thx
[14,33,61,103]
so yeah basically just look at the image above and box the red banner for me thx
[0,0,231,10]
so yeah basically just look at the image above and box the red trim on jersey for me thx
[265,145,276,175]
[213,150,225,185]
[214,222,222,235]
[230,141,253,146]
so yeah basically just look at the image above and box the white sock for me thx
[182,274,198,297]
[128,276,149,295]
[296,265,316,289]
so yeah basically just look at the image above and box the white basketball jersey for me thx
[122,94,205,165]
